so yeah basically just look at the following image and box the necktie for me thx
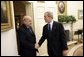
[48,24,51,31]
[29,27,33,33]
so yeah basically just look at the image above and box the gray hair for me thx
[44,11,53,19]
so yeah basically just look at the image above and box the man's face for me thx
[44,14,51,23]
[23,17,32,27]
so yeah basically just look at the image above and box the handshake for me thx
[35,43,40,53]
[35,43,40,49]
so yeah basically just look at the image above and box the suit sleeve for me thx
[38,26,47,46]
[18,29,35,49]
[59,23,68,50]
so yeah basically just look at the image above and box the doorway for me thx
[13,1,34,55]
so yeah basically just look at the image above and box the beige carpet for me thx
[73,46,83,56]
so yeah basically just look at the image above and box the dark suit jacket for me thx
[38,21,68,56]
[18,24,37,56]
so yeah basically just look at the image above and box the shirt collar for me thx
[49,19,53,26]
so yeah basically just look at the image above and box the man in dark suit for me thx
[18,16,38,56]
[36,11,68,56]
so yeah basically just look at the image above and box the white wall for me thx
[33,2,47,55]
[67,1,83,31]
[66,1,83,39]
[63,1,83,31]
[1,1,18,56]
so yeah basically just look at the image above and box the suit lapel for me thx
[23,26,35,36]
